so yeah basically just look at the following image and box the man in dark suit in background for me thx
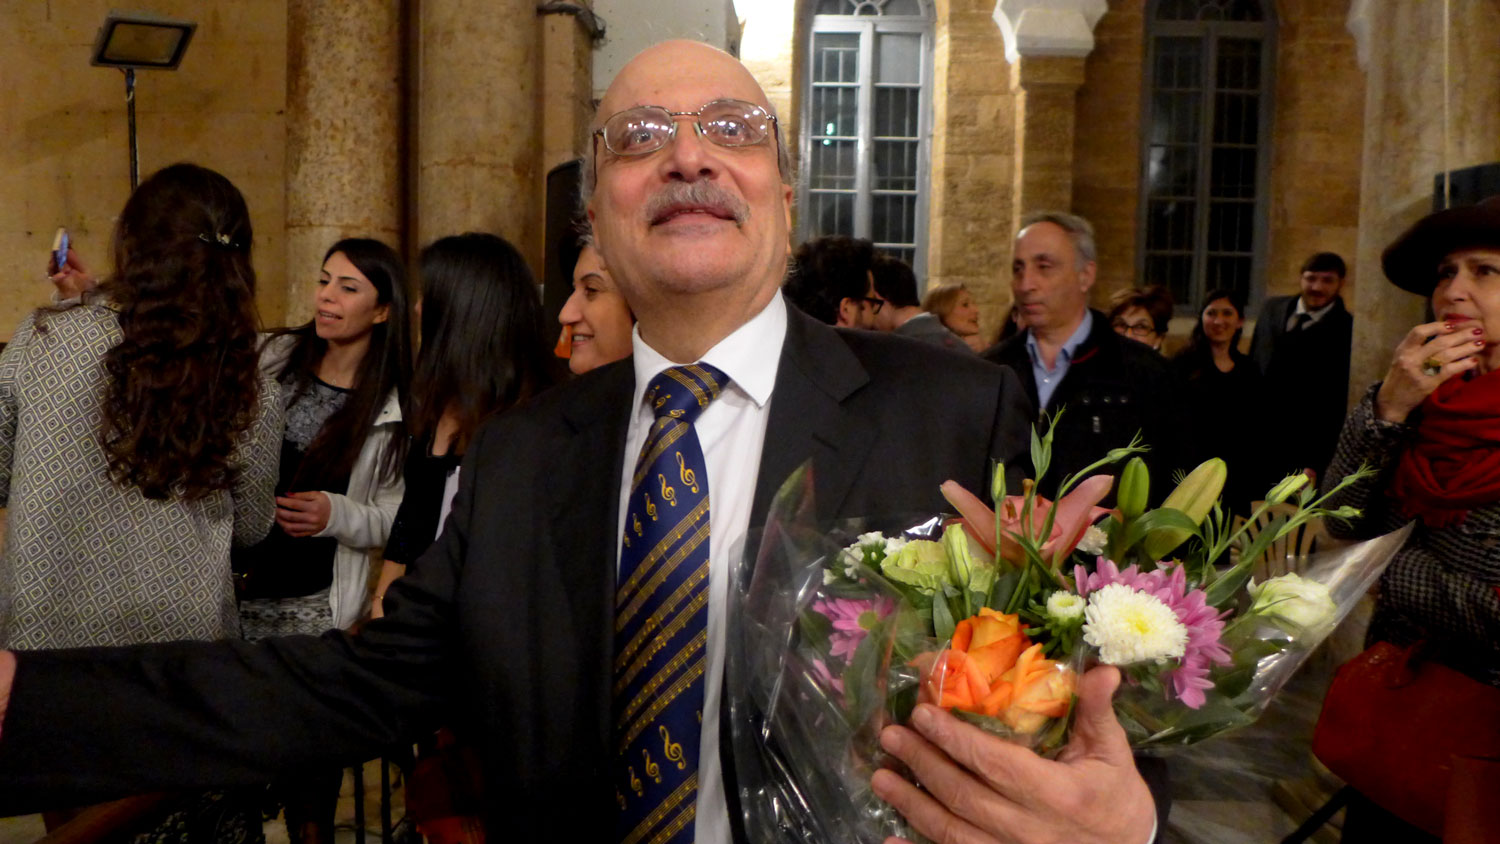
[0,42,1160,844]
[984,211,1177,497]
[1248,251,1354,480]
[782,234,881,328]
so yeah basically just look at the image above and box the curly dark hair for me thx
[94,163,263,500]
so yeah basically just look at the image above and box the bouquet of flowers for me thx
[724,415,1411,842]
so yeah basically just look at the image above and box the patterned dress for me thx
[1322,386,1500,687]
[0,305,281,648]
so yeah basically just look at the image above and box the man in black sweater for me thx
[984,211,1178,497]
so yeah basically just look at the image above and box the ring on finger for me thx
[1421,356,1443,376]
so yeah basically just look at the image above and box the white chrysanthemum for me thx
[1082,583,1188,666]
[1075,525,1108,556]
[855,531,887,547]
[882,535,909,556]
[1046,591,1086,623]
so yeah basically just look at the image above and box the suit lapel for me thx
[752,310,875,528]
[549,361,634,752]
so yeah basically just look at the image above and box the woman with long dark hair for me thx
[372,232,560,617]
[0,163,279,649]
[1169,288,1271,515]
[232,238,411,639]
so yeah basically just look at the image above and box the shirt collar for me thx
[630,291,787,411]
[1024,309,1094,368]
[1293,297,1337,320]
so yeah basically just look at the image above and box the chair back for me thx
[1242,500,1327,581]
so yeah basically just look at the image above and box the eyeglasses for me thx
[593,99,778,158]
[1111,319,1157,338]
[862,297,885,314]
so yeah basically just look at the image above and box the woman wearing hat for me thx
[1320,197,1500,841]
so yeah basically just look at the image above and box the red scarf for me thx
[1390,369,1500,527]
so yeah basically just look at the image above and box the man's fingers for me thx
[1058,666,1131,765]
[891,707,1042,813]
[275,496,312,511]
[870,768,1005,844]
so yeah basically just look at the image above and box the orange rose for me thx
[997,643,1076,733]
[914,609,1030,714]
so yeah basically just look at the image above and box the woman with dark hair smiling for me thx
[1169,288,1270,515]
[231,237,411,844]
[372,232,561,617]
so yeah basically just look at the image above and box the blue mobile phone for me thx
[52,228,69,273]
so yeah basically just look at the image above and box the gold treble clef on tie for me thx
[644,493,657,521]
[658,473,677,507]
[676,452,699,494]
[660,725,686,770]
[643,749,662,783]
[629,766,644,796]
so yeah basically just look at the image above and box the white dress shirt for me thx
[616,292,787,843]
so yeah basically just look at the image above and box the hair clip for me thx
[198,232,244,250]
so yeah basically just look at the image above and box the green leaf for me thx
[932,596,957,642]
[989,569,1020,610]
[841,615,891,726]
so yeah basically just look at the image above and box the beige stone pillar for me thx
[539,8,596,181]
[284,0,404,325]
[417,0,542,271]
[1009,55,1086,220]
[1346,0,1500,407]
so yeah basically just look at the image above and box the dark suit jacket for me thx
[982,310,1179,500]
[0,310,1037,837]
[1247,295,1353,477]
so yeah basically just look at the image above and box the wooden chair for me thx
[1241,501,1328,581]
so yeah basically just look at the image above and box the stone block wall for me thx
[0,2,288,340]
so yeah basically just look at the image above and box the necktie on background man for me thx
[1290,312,1314,332]
[613,363,729,844]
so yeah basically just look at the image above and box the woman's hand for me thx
[1375,321,1483,423]
[276,491,332,537]
[47,248,96,300]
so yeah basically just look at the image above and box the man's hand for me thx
[276,491,332,537]
[872,665,1155,844]
[0,650,15,741]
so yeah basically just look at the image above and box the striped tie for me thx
[614,363,728,844]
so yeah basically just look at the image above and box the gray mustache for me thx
[644,181,749,225]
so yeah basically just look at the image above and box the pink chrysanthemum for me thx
[1074,559,1231,709]
[814,596,895,662]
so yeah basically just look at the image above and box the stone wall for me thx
[0,2,288,340]
[928,0,1016,345]
[1348,0,1500,406]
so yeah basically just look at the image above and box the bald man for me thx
[0,42,1154,844]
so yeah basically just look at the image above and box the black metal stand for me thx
[123,67,139,189]
[1280,784,1354,844]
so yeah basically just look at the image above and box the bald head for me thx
[583,39,796,363]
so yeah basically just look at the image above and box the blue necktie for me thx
[614,363,728,844]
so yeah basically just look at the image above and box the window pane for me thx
[1146,199,1196,251]
[1208,201,1253,252]
[809,140,858,189]
[883,246,917,266]
[1158,0,1264,20]
[1153,37,1202,90]
[1210,147,1256,198]
[1145,254,1193,305]
[812,33,860,83]
[1205,255,1252,301]
[1216,39,1261,91]
[872,193,916,246]
[815,0,848,14]
[811,87,859,138]
[1212,91,1259,144]
[1146,145,1197,197]
[876,33,920,84]
[808,191,856,236]
[1149,91,1200,145]
[874,87,920,137]
[873,140,918,191]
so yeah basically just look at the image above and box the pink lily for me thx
[940,475,1115,568]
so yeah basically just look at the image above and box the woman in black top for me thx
[373,233,562,614]
[1170,288,1274,516]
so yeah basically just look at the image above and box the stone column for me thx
[417,0,542,271]
[1008,55,1086,218]
[993,0,1105,223]
[1345,0,1500,407]
[539,9,596,177]
[284,0,404,325]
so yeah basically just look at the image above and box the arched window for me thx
[802,0,934,276]
[1138,0,1274,311]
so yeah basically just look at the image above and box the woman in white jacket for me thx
[232,237,411,844]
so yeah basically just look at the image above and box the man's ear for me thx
[1078,260,1098,293]
[836,297,858,328]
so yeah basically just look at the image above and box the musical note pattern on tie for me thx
[614,363,728,844]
